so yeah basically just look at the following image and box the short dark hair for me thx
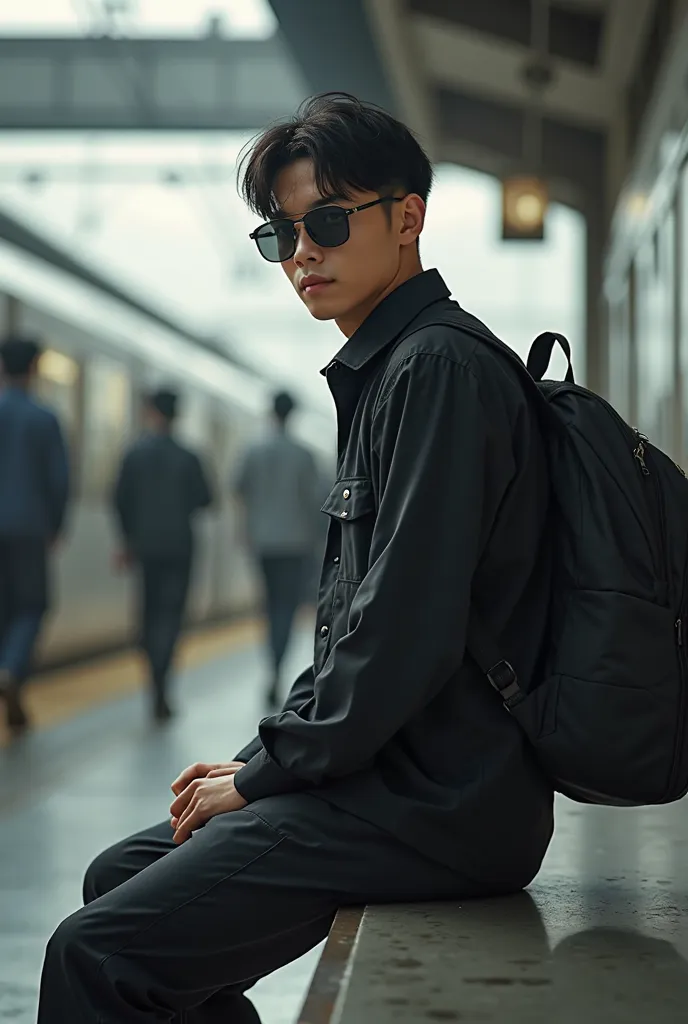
[240,93,433,221]
[146,388,179,421]
[273,390,295,423]
[0,335,42,377]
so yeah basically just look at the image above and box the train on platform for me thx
[0,234,332,667]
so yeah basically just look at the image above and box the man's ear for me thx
[399,194,425,248]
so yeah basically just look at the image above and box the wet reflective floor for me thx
[2,624,687,1023]
[0,625,320,1024]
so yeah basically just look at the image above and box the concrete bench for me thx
[296,798,688,1023]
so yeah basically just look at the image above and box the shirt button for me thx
[333,555,340,564]
[340,510,348,518]
[343,488,350,499]
[320,625,329,638]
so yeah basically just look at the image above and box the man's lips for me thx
[300,276,334,295]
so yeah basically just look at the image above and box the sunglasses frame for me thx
[249,196,403,263]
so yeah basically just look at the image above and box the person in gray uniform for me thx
[234,390,321,707]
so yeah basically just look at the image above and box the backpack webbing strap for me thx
[467,610,525,709]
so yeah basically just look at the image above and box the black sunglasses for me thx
[249,197,403,263]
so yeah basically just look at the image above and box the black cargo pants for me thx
[138,557,191,698]
[38,793,481,1022]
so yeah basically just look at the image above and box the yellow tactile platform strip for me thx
[0,618,261,748]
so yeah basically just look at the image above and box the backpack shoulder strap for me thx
[422,311,564,709]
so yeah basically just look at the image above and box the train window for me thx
[82,356,133,501]
[177,390,211,453]
[36,348,81,449]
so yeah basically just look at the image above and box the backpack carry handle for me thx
[527,332,575,384]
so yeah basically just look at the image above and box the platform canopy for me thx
[0,0,680,395]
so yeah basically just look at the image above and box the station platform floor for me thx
[0,618,321,1024]
[2,618,688,1023]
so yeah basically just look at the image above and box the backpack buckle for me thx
[486,660,523,707]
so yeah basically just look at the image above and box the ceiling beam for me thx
[600,0,657,89]
[414,14,614,129]
[436,87,606,211]
[363,0,439,160]
[0,36,305,130]
[267,0,398,114]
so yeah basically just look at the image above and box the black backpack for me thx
[434,313,688,806]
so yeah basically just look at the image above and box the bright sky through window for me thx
[0,0,276,38]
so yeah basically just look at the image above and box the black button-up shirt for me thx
[235,270,554,889]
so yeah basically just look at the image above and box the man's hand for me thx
[170,761,246,798]
[170,770,247,844]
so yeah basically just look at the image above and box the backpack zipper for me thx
[632,430,671,591]
[632,432,650,476]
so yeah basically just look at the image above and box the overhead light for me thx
[501,176,548,241]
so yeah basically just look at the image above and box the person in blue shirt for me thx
[0,336,69,734]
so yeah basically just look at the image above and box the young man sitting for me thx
[38,93,553,1024]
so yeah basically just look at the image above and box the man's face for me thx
[270,158,421,330]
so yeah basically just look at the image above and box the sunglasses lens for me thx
[305,207,349,247]
[254,220,295,263]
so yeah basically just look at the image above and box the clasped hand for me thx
[169,761,247,844]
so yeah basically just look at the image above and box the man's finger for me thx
[171,762,212,797]
[173,800,207,845]
[170,777,202,818]
[206,766,241,779]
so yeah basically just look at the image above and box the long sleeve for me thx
[233,353,515,803]
[45,414,69,538]
[233,663,316,763]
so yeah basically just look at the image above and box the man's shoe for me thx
[0,671,31,735]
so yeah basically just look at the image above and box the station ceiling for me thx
[0,0,665,215]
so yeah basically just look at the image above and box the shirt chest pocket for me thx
[321,477,375,583]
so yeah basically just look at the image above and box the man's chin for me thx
[307,306,339,322]
[300,295,341,321]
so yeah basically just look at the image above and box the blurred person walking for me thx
[234,391,321,707]
[113,389,213,722]
[0,335,69,735]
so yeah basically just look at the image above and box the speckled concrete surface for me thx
[336,798,688,1022]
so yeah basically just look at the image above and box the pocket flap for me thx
[321,477,375,521]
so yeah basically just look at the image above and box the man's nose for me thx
[293,223,322,266]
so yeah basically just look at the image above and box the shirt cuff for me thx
[233,736,263,764]
[233,749,304,803]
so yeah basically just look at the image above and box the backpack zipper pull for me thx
[633,431,650,476]
[677,619,684,647]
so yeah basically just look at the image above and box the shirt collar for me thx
[319,269,451,376]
